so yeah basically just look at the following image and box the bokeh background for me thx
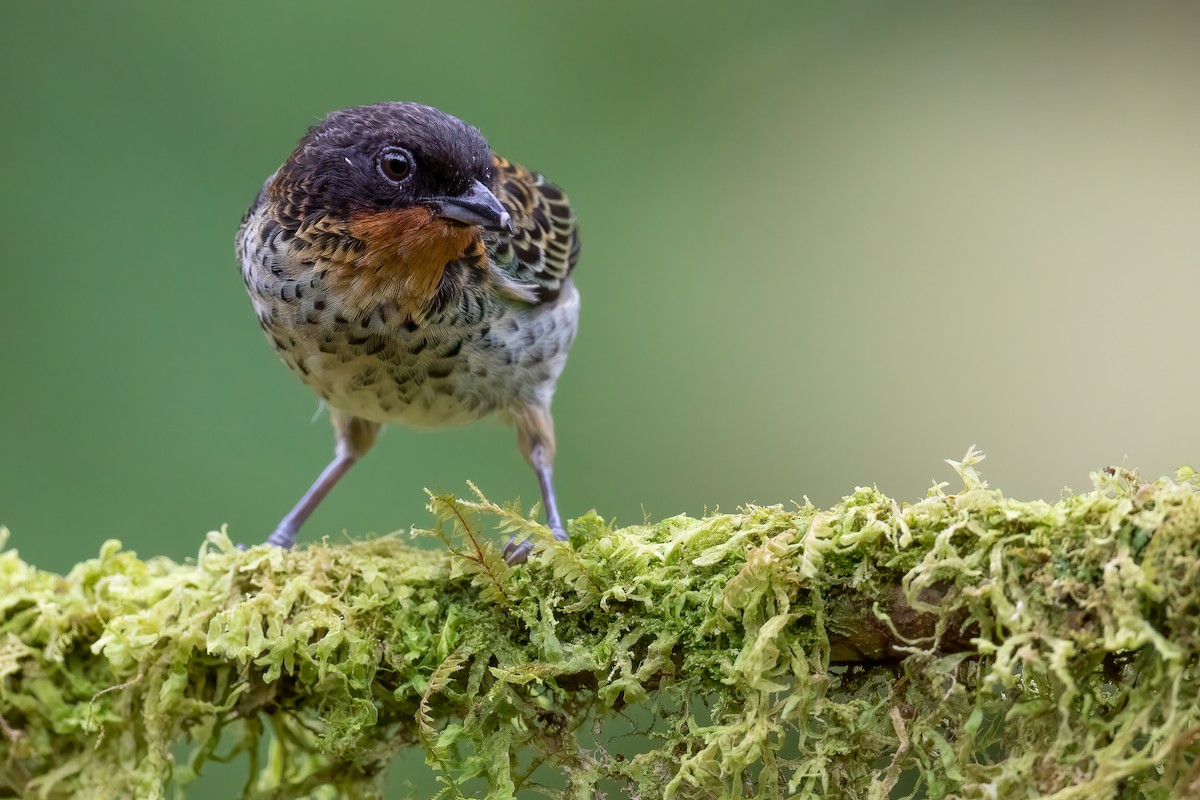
[2,1,1198,796]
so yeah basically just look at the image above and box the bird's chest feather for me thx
[242,230,577,426]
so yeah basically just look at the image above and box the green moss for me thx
[1,451,1198,798]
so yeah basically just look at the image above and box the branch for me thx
[1,451,1198,799]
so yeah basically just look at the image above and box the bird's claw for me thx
[503,524,567,564]
[503,537,534,564]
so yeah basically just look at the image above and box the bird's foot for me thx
[502,536,533,564]
[503,523,567,565]
[265,528,297,548]
[236,528,296,551]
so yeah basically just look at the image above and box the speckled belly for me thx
[258,284,579,428]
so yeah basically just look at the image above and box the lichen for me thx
[1,451,1198,799]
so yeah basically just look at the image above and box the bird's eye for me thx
[378,148,413,182]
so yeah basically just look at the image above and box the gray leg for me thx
[265,411,379,548]
[530,443,566,538]
[504,405,567,563]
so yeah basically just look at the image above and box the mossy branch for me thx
[2,450,1199,799]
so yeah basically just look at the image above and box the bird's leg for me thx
[265,411,379,548]
[504,404,567,563]
[531,447,564,535]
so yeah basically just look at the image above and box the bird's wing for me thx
[486,154,580,303]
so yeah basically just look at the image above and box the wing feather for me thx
[487,155,579,303]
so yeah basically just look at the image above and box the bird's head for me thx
[267,102,512,314]
[273,102,511,234]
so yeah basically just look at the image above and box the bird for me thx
[236,102,580,562]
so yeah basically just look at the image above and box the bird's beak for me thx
[431,180,513,233]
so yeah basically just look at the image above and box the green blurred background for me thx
[2,1,1198,795]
